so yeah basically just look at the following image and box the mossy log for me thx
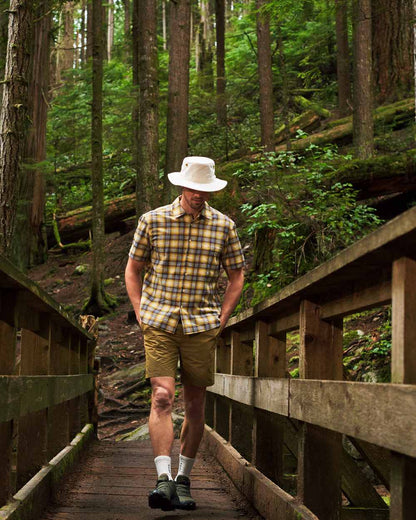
[330,150,416,199]
[293,96,331,118]
[276,98,414,152]
[275,110,321,144]
[47,193,136,246]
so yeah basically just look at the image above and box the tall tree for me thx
[197,0,214,91]
[0,0,32,256]
[107,0,114,60]
[215,0,227,126]
[335,0,351,116]
[372,0,413,103]
[57,1,75,81]
[164,0,191,201]
[137,0,159,213]
[84,0,115,315]
[12,0,53,268]
[256,0,274,152]
[352,0,374,159]
[123,0,131,59]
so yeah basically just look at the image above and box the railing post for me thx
[0,320,17,505]
[230,330,253,461]
[391,257,416,519]
[16,328,49,488]
[214,333,231,440]
[68,332,81,439]
[253,320,286,484]
[297,299,343,520]
[47,323,70,459]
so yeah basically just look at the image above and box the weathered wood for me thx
[203,426,319,520]
[290,380,416,457]
[0,375,94,423]
[230,330,253,376]
[390,256,416,519]
[349,438,390,489]
[255,320,286,378]
[298,300,342,520]
[341,449,388,508]
[216,336,231,374]
[17,330,49,489]
[341,508,389,520]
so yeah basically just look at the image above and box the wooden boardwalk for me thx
[40,439,263,520]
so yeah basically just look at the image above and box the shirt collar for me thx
[171,196,213,220]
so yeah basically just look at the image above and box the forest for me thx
[0,0,414,316]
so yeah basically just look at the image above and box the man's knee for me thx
[152,385,174,414]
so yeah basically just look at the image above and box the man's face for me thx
[181,187,211,213]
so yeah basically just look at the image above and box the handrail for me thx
[206,206,416,520]
[0,254,97,510]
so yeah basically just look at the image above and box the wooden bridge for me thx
[1,207,416,520]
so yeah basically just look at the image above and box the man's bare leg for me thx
[180,383,207,458]
[149,376,176,457]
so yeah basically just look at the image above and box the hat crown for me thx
[182,159,215,184]
[167,155,227,192]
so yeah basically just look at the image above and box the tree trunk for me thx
[123,0,131,59]
[11,0,52,269]
[137,0,159,213]
[352,0,373,159]
[256,0,274,152]
[0,0,9,99]
[0,0,32,257]
[372,0,413,103]
[131,0,141,215]
[107,0,114,61]
[197,0,214,91]
[80,0,87,65]
[335,0,352,116]
[86,0,93,60]
[84,0,115,316]
[215,0,226,126]
[162,0,167,50]
[164,0,191,202]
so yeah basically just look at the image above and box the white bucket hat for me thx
[168,156,227,192]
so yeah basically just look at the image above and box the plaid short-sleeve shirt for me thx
[128,196,245,334]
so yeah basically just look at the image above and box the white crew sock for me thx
[176,454,195,479]
[154,455,172,480]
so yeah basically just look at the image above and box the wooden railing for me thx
[205,206,416,520]
[0,255,96,515]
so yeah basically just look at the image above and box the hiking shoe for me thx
[148,474,177,511]
[172,475,196,510]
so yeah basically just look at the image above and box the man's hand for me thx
[219,267,244,331]
[125,257,146,327]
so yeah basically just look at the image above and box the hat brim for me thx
[168,172,227,192]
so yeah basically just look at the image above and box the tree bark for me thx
[197,0,214,91]
[335,0,352,116]
[215,0,227,126]
[164,0,191,202]
[12,0,52,269]
[372,0,413,103]
[84,0,115,315]
[107,0,114,61]
[123,0,131,60]
[352,0,374,159]
[137,0,159,213]
[0,0,32,257]
[256,0,274,152]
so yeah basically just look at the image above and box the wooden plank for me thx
[297,300,343,520]
[202,426,319,520]
[341,508,389,520]
[0,320,16,506]
[255,320,286,378]
[390,256,416,520]
[0,375,94,423]
[349,438,390,489]
[320,279,391,320]
[341,449,387,508]
[48,325,70,459]
[208,374,289,416]
[290,380,416,457]
[230,331,253,376]
[216,337,231,374]
[269,312,299,335]
[17,330,49,489]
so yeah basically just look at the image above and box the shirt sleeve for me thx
[128,215,151,262]
[221,222,245,270]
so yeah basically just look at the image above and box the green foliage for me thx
[234,145,383,307]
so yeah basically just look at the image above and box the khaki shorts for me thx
[142,323,219,387]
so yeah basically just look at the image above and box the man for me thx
[125,156,245,511]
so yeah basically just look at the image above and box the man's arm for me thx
[219,267,244,331]
[125,257,147,325]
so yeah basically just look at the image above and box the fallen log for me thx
[275,110,321,145]
[46,193,137,246]
[276,98,414,152]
